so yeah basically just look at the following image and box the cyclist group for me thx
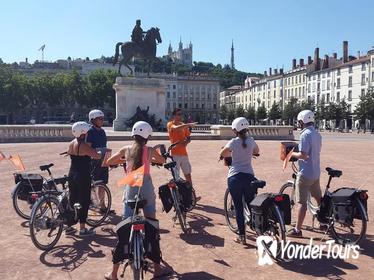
[66,107,322,279]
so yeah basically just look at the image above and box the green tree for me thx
[268,102,282,121]
[282,97,300,125]
[227,108,235,123]
[354,89,374,123]
[220,105,228,122]
[235,104,245,118]
[245,106,256,123]
[256,104,267,121]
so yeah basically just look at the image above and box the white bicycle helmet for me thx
[88,109,104,122]
[232,117,249,132]
[297,110,315,124]
[72,121,90,138]
[131,121,153,139]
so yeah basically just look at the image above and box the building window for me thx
[299,76,301,83]
[337,78,340,89]
[372,58,374,67]
[348,90,352,101]
[362,63,366,71]
[173,102,176,109]
[173,85,176,90]
[336,92,340,102]
[308,84,311,93]
[274,80,276,87]
[348,76,352,87]
[173,92,176,98]
[317,82,320,91]
[213,104,217,109]
[274,90,276,98]
[349,65,353,73]
[202,104,205,109]
[184,103,188,109]
[372,72,374,81]
[167,102,170,109]
[327,93,330,102]
[361,89,365,97]
[178,103,182,108]
[327,71,330,77]
[292,77,294,85]
[337,68,341,76]
[361,74,366,85]
[196,104,199,109]
[167,92,170,98]
[327,81,330,90]
[322,80,325,91]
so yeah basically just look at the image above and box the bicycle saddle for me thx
[127,198,147,210]
[326,167,342,178]
[40,163,54,171]
[251,180,266,189]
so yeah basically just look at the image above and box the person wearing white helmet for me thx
[288,110,322,237]
[67,122,101,237]
[219,117,259,245]
[86,109,111,213]
[105,121,172,279]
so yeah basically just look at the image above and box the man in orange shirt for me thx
[167,108,196,186]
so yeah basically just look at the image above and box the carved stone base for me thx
[113,77,166,131]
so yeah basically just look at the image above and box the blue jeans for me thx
[228,172,256,235]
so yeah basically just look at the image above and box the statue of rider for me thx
[131,19,146,45]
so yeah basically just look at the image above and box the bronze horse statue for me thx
[113,27,162,76]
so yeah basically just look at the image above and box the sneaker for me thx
[65,226,76,235]
[79,228,95,237]
[287,228,302,237]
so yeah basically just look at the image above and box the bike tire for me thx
[186,187,197,212]
[132,230,143,280]
[224,188,238,233]
[29,195,63,251]
[172,188,187,233]
[86,183,112,227]
[330,198,367,245]
[262,205,286,261]
[12,182,32,219]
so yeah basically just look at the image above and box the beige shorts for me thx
[172,155,192,175]
[295,175,322,204]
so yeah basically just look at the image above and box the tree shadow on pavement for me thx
[39,229,116,272]
[180,212,224,248]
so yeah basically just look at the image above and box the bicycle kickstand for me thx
[120,261,129,278]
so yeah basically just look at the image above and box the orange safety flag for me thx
[9,154,26,171]
[282,148,295,171]
[117,165,144,188]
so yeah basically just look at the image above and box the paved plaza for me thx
[0,133,373,280]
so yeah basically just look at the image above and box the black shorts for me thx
[91,160,109,184]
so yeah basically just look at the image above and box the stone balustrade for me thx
[210,125,295,140]
[191,124,211,133]
[0,125,73,143]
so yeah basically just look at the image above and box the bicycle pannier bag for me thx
[144,218,162,263]
[176,179,193,211]
[14,173,43,201]
[331,188,356,225]
[274,194,291,225]
[158,184,173,213]
[249,193,272,234]
[113,217,132,263]
[280,142,299,161]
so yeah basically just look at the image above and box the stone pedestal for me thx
[113,77,166,131]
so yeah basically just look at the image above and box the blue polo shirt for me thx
[86,126,107,148]
[298,126,322,180]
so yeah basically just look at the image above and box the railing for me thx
[210,125,294,140]
[191,124,211,133]
[0,125,73,143]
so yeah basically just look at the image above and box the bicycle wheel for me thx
[185,187,197,212]
[86,183,112,227]
[171,188,187,233]
[330,198,367,245]
[262,205,286,261]
[12,182,33,219]
[279,182,297,225]
[132,230,143,280]
[224,188,238,233]
[29,195,63,251]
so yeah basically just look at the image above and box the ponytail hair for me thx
[237,129,248,148]
[128,135,148,170]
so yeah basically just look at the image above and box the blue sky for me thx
[1,0,373,73]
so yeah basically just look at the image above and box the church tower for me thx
[168,42,173,55]
[230,40,235,69]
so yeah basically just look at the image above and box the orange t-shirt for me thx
[167,121,191,156]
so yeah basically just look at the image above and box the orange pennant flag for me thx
[117,165,144,188]
[282,148,295,171]
[9,154,26,171]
